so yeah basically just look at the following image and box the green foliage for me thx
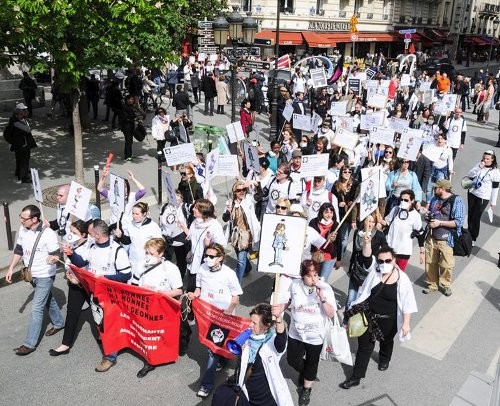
[1,0,224,89]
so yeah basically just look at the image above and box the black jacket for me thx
[201,75,217,98]
[172,91,190,110]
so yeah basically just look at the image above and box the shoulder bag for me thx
[21,227,46,282]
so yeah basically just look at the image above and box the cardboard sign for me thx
[400,74,411,87]
[162,171,178,205]
[388,117,410,133]
[292,113,311,132]
[243,142,260,174]
[310,68,328,88]
[397,132,423,162]
[370,127,395,146]
[226,121,245,143]
[332,127,359,150]
[283,104,294,122]
[66,181,92,221]
[30,168,43,202]
[367,93,387,109]
[311,111,322,134]
[359,172,380,221]
[109,173,126,213]
[299,154,329,178]
[163,143,197,166]
[329,101,348,116]
[215,154,239,177]
[422,144,443,162]
[419,81,432,91]
[205,149,219,181]
[348,78,361,95]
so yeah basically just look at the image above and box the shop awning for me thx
[302,32,336,48]
[479,35,499,45]
[464,35,489,45]
[424,28,452,44]
[325,32,398,43]
[396,32,433,44]
[255,30,304,45]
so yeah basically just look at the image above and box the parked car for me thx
[422,57,456,78]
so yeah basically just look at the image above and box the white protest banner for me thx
[377,86,389,96]
[243,142,260,174]
[433,101,445,116]
[388,117,410,133]
[367,93,387,109]
[109,173,126,213]
[209,54,218,62]
[162,172,178,206]
[299,154,329,178]
[163,143,197,166]
[257,214,307,276]
[189,55,195,64]
[310,68,328,88]
[292,113,311,131]
[329,101,348,116]
[370,127,395,146]
[216,154,239,177]
[402,127,425,139]
[397,132,423,161]
[198,53,206,62]
[311,111,322,134]
[422,90,434,106]
[283,104,294,122]
[400,74,411,87]
[336,116,356,132]
[419,81,432,91]
[205,149,219,181]
[360,114,377,131]
[332,127,359,150]
[66,181,92,221]
[422,144,443,162]
[371,110,386,127]
[362,166,387,199]
[359,171,380,221]
[30,168,43,202]
[379,80,390,88]
[356,71,367,81]
[226,121,245,143]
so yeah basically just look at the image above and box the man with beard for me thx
[422,179,465,297]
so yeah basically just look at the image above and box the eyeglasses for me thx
[235,188,247,193]
[180,172,187,176]
[376,258,393,264]
[276,205,288,210]
[401,161,410,164]
[205,254,220,259]
[401,198,410,202]
[19,216,32,221]
[342,170,352,173]
[385,151,393,155]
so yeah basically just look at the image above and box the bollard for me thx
[208,139,213,152]
[93,165,101,214]
[157,151,163,206]
[3,202,13,251]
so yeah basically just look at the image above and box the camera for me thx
[472,179,482,189]
[58,228,66,237]
[425,212,434,223]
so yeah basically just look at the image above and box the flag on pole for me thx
[277,54,291,69]
[328,55,344,84]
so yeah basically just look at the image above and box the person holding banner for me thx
[278,260,336,406]
[50,220,91,356]
[178,164,203,224]
[222,180,261,283]
[426,134,454,203]
[302,176,339,223]
[187,243,243,398]
[131,238,185,377]
[385,159,423,216]
[230,303,294,406]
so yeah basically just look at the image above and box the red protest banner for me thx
[70,266,181,365]
[191,297,251,359]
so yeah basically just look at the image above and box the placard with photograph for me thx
[205,149,219,181]
[215,154,239,177]
[257,214,307,276]
[283,104,294,122]
[310,68,328,88]
[388,117,410,133]
[397,132,423,162]
[292,113,311,131]
[359,172,380,221]
[163,143,197,166]
[162,171,178,206]
[109,173,126,213]
[226,121,245,143]
[66,181,92,221]
[367,93,387,109]
[369,127,395,146]
[243,142,260,173]
[30,168,43,202]
[329,101,348,116]
[332,127,359,150]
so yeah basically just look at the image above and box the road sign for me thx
[238,60,271,70]
[198,46,219,54]
[254,38,272,46]
[398,29,416,34]
[198,38,215,45]
[351,33,358,41]
[198,20,213,29]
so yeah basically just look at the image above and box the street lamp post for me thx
[487,17,500,71]
[269,0,281,141]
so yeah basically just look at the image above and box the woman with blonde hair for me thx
[222,180,261,282]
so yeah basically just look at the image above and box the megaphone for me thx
[461,176,474,190]
[226,328,252,355]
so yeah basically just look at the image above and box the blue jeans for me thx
[320,259,336,282]
[345,279,360,316]
[25,276,64,348]
[235,249,251,283]
[200,349,227,392]
[427,166,448,202]
[104,352,118,363]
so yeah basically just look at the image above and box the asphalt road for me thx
[0,84,499,406]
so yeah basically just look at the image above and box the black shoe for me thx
[378,361,389,371]
[298,387,312,406]
[49,348,70,356]
[137,364,155,378]
[340,377,360,389]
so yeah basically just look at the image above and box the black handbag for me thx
[348,253,369,286]
[133,122,146,142]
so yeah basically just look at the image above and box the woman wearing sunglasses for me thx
[222,180,261,283]
[341,238,417,389]
[187,243,243,398]
[381,189,423,271]
[385,158,422,216]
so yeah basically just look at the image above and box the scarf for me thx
[247,330,273,363]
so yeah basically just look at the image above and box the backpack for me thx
[441,194,473,257]
[3,122,13,144]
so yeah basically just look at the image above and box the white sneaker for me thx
[472,240,476,247]
[197,388,210,398]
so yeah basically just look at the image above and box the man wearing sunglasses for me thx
[6,205,64,356]
[264,163,299,213]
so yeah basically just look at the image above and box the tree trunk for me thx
[72,89,84,184]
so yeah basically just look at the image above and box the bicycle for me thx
[152,85,171,110]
